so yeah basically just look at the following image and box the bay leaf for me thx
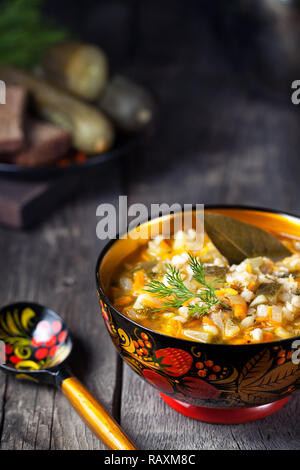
[204,213,291,265]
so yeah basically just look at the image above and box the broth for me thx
[110,230,300,344]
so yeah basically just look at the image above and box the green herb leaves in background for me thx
[0,0,68,68]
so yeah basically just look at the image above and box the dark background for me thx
[42,0,300,213]
[43,0,300,211]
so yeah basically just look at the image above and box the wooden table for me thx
[1,0,300,450]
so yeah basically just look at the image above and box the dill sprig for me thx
[0,0,68,68]
[144,254,229,318]
[145,264,195,309]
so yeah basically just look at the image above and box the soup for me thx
[110,229,300,344]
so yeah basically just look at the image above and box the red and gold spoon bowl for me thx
[0,301,135,450]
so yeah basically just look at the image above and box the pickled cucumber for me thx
[41,41,109,101]
[99,75,154,132]
[0,66,114,154]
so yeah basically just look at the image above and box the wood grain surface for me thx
[1,0,300,450]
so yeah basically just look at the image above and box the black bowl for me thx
[0,126,152,181]
[95,206,300,423]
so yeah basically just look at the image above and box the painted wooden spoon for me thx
[0,301,136,450]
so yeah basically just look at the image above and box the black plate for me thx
[0,127,151,181]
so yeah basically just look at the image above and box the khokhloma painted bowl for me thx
[96,206,300,423]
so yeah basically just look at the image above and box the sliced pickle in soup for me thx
[204,265,227,279]
[256,281,281,297]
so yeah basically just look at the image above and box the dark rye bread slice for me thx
[12,118,71,167]
[0,86,27,153]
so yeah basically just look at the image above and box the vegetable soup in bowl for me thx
[96,207,300,423]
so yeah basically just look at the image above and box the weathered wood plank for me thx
[121,363,240,450]
[0,163,122,449]
[121,363,300,450]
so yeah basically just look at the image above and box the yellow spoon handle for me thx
[61,377,136,450]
